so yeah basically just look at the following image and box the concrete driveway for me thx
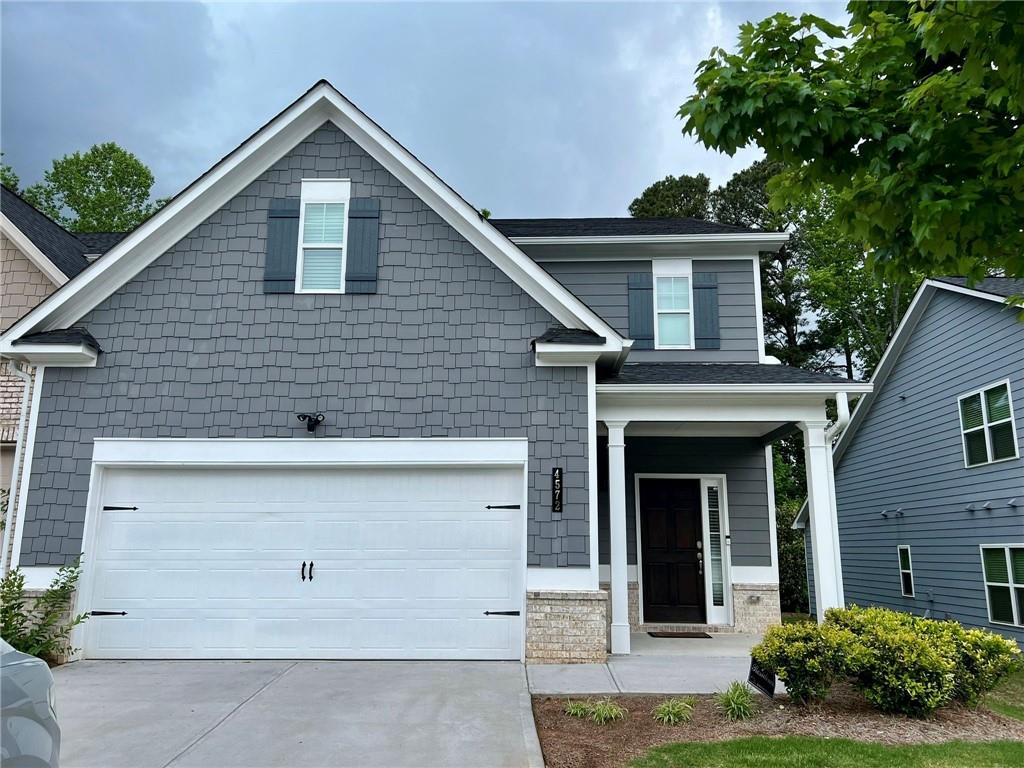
[52,661,543,768]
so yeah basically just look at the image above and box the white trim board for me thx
[0,81,623,360]
[9,366,44,572]
[0,212,70,286]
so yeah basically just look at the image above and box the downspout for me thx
[826,391,850,442]
[1,361,32,574]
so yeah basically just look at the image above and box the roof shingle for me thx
[1,185,89,278]
[491,217,762,238]
[15,327,102,352]
[598,362,859,386]
[934,277,1024,299]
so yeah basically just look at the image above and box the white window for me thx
[981,545,1024,627]
[652,259,694,349]
[898,545,914,597]
[958,381,1019,467]
[295,179,351,293]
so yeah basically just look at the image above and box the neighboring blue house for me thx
[0,81,866,663]
[797,278,1024,642]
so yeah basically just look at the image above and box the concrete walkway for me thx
[528,633,783,695]
[53,660,543,768]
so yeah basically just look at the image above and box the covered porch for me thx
[596,363,871,655]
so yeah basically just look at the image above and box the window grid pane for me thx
[983,548,1010,583]
[988,585,1015,624]
[985,384,1012,422]
[657,313,691,346]
[707,486,724,607]
[899,548,911,571]
[964,429,989,465]
[989,422,1016,461]
[1011,549,1024,584]
[656,277,690,311]
[300,248,343,290]
[901,572,914,597]
[302,202,345,244]
[960,394,984,430]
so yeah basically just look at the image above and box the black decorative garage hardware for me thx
[485,504,520,510]
[89,610,127,616]
[102,505,138,511]
[483,610,520,616]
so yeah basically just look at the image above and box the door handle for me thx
[301,561,307,581]
[308,561,314,581]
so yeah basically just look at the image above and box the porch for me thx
[596,363,872,656]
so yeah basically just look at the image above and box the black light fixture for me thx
[296,413,325,433]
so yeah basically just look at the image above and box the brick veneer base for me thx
[526,589,608,663]
[732,583,782,633]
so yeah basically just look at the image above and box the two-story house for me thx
[0,81,867,662]
[0,185,116,569]
[796,278,1024,642]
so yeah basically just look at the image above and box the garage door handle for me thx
[301,561,307,582]
[90,610,127,616]
[483,610,520,616]
[485,504,520,510]
[308,561,314,581]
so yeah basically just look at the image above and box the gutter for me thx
[1,362,32,574]
[826,391,851,442]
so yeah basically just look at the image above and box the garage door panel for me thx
[85,464,524,659]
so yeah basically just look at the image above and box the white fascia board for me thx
[596,382,873,395]
[0,343,97,367]
[925,279,1016,305]
[0,82,623,350]
[0,213,69,286]
[91,437,529,467]
[510,233,789,248]
[533,343,605,367]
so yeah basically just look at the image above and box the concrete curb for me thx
[519,689,546,768]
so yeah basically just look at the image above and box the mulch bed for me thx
[532,685,1024,768]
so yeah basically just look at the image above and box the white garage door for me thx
[84,465,524,660]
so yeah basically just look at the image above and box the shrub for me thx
[563,698,627,724]
[826,605,1021,715]
[716,681,756,721]
[752,622,859,704]
[652,697,695,725]
[0,562,89,663]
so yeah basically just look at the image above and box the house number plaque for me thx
[551,467,564,514]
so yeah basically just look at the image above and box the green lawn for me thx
[987,666,1024,721]
[630,737,1024,768]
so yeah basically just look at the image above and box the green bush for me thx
[563,698,627,725]
[752,621,860,704]
[716,681,756,721]
[826,606,1021,715]
[652,697,695,725]
[0,562,89,663]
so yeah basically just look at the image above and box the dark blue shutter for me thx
[627,272,654,350]
[264,199,300,293]
[345,198,380,294]
[693,272,720,349]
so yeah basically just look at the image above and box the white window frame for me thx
[295,178,351,294]
[897,545,914,597]
[979,544,1024,627]
[652,258,695,350]
[957,379,1019,468]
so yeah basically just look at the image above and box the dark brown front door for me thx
[639,478,705,623]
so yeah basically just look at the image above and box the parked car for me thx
[1,638,60,767]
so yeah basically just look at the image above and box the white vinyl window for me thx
[652,259,694,349]
[898,545,914,597]
[296,179,351,293]
[981,546,1024,627]
[958,381,1019,467]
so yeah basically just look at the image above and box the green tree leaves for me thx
[628,173,712,219]
[23,142,162,232]
[680,1,1024,281]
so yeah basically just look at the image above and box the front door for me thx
[639,478,705,623]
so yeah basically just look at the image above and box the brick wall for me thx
[20,122,591,568]
[732,583,782,633]
[526,590,608,663]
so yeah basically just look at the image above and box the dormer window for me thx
[296,179,350,293]
[653,259,694,349]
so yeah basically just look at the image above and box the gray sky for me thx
[1,1,846,218]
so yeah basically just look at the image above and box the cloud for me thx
[1,1,848,219]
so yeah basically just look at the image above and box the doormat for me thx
[648,631,712,639]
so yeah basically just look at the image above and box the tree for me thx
[628,173,711,219]
[679,1,1024,281]
[24,142,161,232]
[0,153,19,191]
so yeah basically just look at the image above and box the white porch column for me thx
[801,420,845,621]
[605,419,630,654]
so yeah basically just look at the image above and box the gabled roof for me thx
[0,80,625,360]
[832,277,1020,465]
[491,217,760,238]
[0,184,90,281]
[16,327,101,352]
[533,327,606,345]
[76,231,128,254]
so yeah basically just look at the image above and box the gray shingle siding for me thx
[19,122,589,568]
[539,258,760,363]
[597,436,773,567]
[835,289,1024,640]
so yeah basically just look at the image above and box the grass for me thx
[987,666,1024,721]
[630,736,1024,767]
[651,697,695,725]
[563,698,626,725]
